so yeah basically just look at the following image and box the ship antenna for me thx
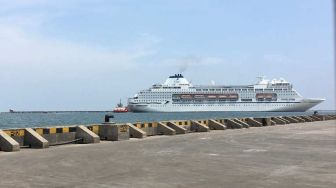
[256,76,266,82]
[118,99,123,107]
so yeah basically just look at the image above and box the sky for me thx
[0,0,334,111]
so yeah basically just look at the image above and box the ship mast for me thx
[117,99,123,107]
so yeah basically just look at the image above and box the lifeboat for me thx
[256,93,275,98]
[207,95,217,99]
[194,95,205,99]
[229,94,238,98]
[256,93,277,101]
[218,95,228,99]
[180,95,193,99]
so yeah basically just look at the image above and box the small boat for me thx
[113,99,128,113]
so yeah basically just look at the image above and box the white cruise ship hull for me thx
[128,98,324,112]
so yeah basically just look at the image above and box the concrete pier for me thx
[207,119,226,130]
[299,116,313,122]
[282,116,299,123]
[0,120,335,188]
[278,117,290,124]
[270,119,277,125]
[157,122,176,135]
[24,128,49,148]
[128,123,147,138]
[271,117,287,125]
[99,123,130,141]
[75,125,100,144]
[167,122,187,134]
[246,118,263,127]
[254,118,272,126]
[310,115,322,121]
[292,116,305,123]
[234,119,250,128]
[225,119,243,128]
[0,130,20,152]
[190,120,209,132]
[1,114,335,151]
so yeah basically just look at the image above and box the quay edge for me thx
[1,114,335,152]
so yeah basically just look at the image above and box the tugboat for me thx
[113,99,128,113]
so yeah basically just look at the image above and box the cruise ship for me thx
[127,74,324,112]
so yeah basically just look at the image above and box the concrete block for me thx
[292,116,305,123]
[325,115,334,120]
[246,118,263,127]
[254,118,271,126]
[271,117,286,125]
[323,115,330,120]
[314,115,326,121]
[0,130,20,152]
[24,128,49,148]
[208,119,226,130]
[99,123,130,141]
[127,123,146,138]
[299,116,313,122]
[270,120,276,125]
[190,121,209,132]
[278,117,290,124]
[282,116,299,123]
[43,133,76,145]
[225,119,243,129]
[309,115,321,121]
[234,119,249,128]
[157,122,176,135]
[76,125,100,144]
[167,122,187,134]
[144,128,156,136]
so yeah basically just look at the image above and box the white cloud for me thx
[160,55,225,73]
[0,16,160,81]
[262,54,296,65]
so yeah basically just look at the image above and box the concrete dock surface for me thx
[0,120,335,188]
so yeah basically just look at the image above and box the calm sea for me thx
[0,111,334,129]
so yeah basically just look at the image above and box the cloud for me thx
[0,15,160,81]
[160,55,225,73]
[262,54,296,65]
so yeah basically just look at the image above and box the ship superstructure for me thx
[127,74,324,112]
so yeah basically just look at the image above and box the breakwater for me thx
[1,114,335,152]
[1,111,335,129]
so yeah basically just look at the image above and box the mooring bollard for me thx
[104,114,114,123]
